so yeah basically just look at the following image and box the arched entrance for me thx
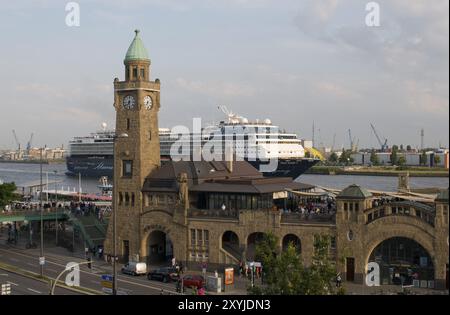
[222,231,240,258]
[246,232,266,261]
[282,234,301,254]
[368,237,434,286]
[147,230,174,264]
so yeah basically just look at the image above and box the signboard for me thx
[101,274,113,294]
[101,274,113,281]
[102,287,113,294]
[224,267,234,285]
[39,257,45,266]
[273,191,288,199]
[248,261,262,268]
[1,283,11,295]
[101,281,113,289]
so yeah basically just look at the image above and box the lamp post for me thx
[54,170,58,246]
[112,132,128,295]
[39,147,44,277]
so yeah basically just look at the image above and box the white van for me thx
[121,262,147,276]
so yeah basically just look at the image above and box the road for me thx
[0,244,181,295]
[0,268,78,295]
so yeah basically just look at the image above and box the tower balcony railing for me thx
[365,202,435,227]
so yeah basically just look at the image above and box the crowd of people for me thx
[279,196,336,220]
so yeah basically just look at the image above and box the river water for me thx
[0,162,448,194]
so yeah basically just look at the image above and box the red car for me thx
[181,275,204,289]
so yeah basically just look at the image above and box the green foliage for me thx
[397,156,406,166]
[249,234,337,295]
[419,151,428,166]
[338,150,354,165]
[390,145,399,165]
[0,182,17,208]
[328,152,338,164]
[370,150,380,166]
[434,155,441,166]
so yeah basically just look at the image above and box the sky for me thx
[0,0,448,150]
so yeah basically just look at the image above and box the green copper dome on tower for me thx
[124,29,150,62]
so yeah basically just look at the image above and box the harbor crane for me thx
[370,123,388,152]
[26,133,34,153]
[12,129,21,151]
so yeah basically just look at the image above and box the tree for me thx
[328,152,338,164]
[338,150,354,165]
[434,155,441,166]
[249,234,337,295]
[0,182,17,209]
[390,145,399,165]
[254,232,278,285]
[406,145,412,152]
[400,144,404,151]
[370,150,380,166]
[305,151,311,158]
[301,235,337,295]
[397,156,406,168]
[419,151,428,166]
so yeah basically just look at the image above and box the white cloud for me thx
[175,77,256,97]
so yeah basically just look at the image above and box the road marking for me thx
[7,281,19,286]
[0,247,179,294]
[26,262,35,267]
[27,288,42,294]
[0,273,8,276]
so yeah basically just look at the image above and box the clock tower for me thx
[105,29,161,262]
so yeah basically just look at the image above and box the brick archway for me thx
[364,222,438,283]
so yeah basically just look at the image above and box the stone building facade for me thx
[104,31,449,290]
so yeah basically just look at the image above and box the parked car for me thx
[180,275,204,289]
[147,267,179,283]
[121,262,147,276]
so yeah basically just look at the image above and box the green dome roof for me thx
[435,188,449,202]
[124,30,150,62]
[337,184,373,199]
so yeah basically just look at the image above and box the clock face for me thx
[123,95,135,109]
[144,95,152,110]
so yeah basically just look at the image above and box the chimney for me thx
[226,145,233,173]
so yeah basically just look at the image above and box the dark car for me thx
[180,275,204,289]
[147,267,179,283]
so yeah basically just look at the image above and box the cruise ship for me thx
[66,111,319,179]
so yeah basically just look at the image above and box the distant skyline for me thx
[0,0,448,150]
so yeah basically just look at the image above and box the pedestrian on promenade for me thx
[336,273,342,288]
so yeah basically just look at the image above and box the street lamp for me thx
[39,147,44,277]
[112,132,128,295]
[54,170,58,246]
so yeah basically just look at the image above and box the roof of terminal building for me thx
[124,30,150,62]
[142,160,314,194]
[336,184,373,199]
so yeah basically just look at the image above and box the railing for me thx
[0,209,68,222]
[365,202,435,227]
[220,247,240,265]
[281,212,336,224]
[188,208,239,220]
